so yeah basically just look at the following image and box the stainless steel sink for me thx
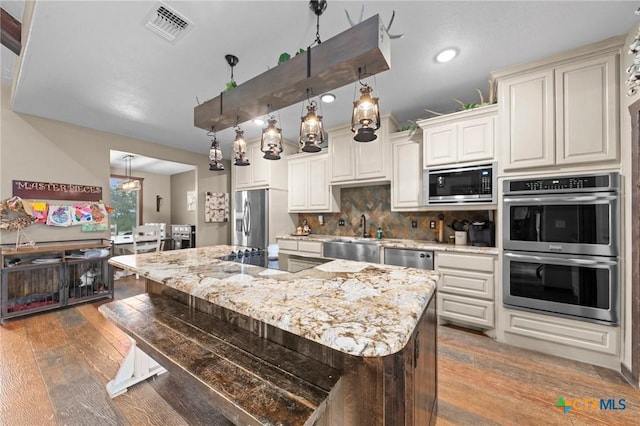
[323,238,382,263]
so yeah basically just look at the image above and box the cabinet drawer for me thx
[439,269,494,299]
[503,310,618,356]
[435,252,494,273]
[297,241,322,256]
[437,293,494,328]
[277,239,298,252]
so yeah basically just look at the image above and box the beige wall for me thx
[620,23,640,377]
[170,170,196,225]
[0,83,231,246]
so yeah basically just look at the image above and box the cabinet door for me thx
[424,123,457,166]
[308,156,331,210]
[355,136,386,179]
[288,158,308,211]
[329,128,356,182]
[555,53,618,165]
[249,144,270,187]
[499,70,555,170]
[234,158,252,188]
[392,138,421,209]
[457,116,494,163]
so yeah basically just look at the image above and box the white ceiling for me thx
[110,150,195,175]
[4,1,639,162]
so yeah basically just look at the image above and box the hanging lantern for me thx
[208,133,224,171]
[351,83,380,142]
[299,100,324,152]
[260,116,283,160]
[233,126,250,166]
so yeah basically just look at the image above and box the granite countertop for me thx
[277,234,500,255]
[109,246,437,358]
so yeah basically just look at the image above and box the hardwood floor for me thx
[1,277,638,425]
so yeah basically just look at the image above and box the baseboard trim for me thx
[620,363,639,390]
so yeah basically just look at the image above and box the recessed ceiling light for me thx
[320,93,336,103]
[435,48,458,63]
[253,118,265,126]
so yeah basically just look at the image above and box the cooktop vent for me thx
[145,2,194,42]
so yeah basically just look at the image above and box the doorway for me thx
[109,150,196,237]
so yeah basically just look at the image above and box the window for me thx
[109,176,142,234]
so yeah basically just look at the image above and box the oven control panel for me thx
[504,172,619,194]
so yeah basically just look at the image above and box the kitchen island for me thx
[102,246,438,425]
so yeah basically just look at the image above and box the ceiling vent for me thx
[145,2,194,42]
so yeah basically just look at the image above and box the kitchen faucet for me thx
[360,214,371,238]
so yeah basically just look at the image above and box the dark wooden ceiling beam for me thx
[1,7,21,55]
[194,14,391,132]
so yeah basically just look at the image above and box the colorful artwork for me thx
[46,205,72,227]
[72,204,93,224]
[30,202,48,224]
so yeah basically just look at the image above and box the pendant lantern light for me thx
[351,68,381,142]
[117,155,141,192]
[232,125,250,166]
[208,127,224,171]
[299,94,324,152]
[260,115,284,160]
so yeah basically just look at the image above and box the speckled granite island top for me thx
[109,245,437,358]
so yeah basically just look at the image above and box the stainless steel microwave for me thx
[423,163,496,205]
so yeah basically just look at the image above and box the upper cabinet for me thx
[391,129,423,210]
[233,139,293,191]
[417,105,497,168]
[328,115,398,185]
[287,152,339,213]
[494,36,622,173]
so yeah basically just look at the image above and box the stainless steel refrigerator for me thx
[234,189,269,249]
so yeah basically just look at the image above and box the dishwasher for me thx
[383,248,434,270]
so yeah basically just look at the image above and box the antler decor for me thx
[345,4,404,39]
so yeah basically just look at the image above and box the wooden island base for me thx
[100,279,437,425]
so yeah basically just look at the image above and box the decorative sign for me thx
[205,192,229,223]
[187,190,196,211]
[13,180,103,202]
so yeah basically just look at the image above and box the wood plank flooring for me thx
[0,276,638,425]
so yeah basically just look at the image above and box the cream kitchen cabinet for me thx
[328,115,398,184]
[276,238,324,258]
[233,139,291,190]
[495,38,621,172]
[417,105,497,168]
[391,129,422,210]
[435,251,497,332]
[287,152,339,212]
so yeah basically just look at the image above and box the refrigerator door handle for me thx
[244,200,251,236]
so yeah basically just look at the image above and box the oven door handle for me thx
[504,252,617,266]
[504,194,617,204]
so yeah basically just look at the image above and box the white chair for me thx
[132,225,162,279]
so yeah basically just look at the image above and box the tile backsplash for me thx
[297,185,492,241]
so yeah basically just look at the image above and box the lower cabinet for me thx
[437,293,494,329]
[435,251,496,331]
[276,238,327,273]
[501,308,620,369]
[277,239,323,257]
[0,240,113,322]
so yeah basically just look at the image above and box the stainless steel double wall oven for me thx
[502,172,620,324]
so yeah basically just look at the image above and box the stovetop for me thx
[218,248,282,270]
